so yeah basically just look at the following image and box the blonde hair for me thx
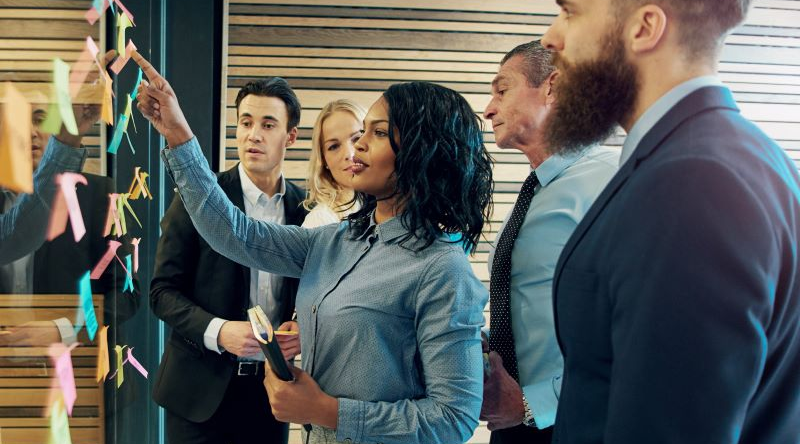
[303,99,367,211]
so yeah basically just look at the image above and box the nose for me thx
[247,125,262,142]
[484,98,497,120]
[541,19,563,52]
[344,139,357,160]
[354,134,367,152]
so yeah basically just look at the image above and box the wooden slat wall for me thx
[225,1,799,443]
[0,0,106,175]
[0,295,104,444]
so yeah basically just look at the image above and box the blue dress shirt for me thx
[488,145,619,428]
[162,138,488,444]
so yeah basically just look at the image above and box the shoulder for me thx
[302,204,339,228]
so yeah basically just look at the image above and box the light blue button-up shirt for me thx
[488,145,619,428]
[163,138,488,444]
[620,76,724,166]
[0,138,86,265]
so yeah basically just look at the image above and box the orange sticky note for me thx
[46,173,88,242]
[110,40,137,74]
[0,82,33,193]
[96,325,110,382]
[100,70,113,125]
[127,167,153,200]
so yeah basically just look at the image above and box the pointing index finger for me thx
[131,50,162,82]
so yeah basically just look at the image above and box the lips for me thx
[245,147,264,154]
[347,157,368,174]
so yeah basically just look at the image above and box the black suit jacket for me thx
[552,86,800,443]
[150,165,307,422]
[0,173,140,324]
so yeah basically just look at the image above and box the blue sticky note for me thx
[78,271,98,341]
[130,68,142,98]
[123,255,134,293]
[107,114,127,154]
[93,0,104,11]
[108,0,115,13]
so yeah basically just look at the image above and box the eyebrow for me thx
[491,74,508,89]
[364,119,388,127]
[556,0,574,7]
[239,113,279,121]
[324,130,362,144]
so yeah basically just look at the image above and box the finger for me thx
[145,83,172,104]
[99,49,116,67]
[488,351,504,370]
[131,50,164,83]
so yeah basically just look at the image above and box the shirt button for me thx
[311,305,317,314]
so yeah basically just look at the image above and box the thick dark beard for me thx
[545,32,639,156]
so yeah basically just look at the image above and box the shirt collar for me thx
[238,163,285,207]
[620,75,724,166]
[534,148,587,187]
[354,211,418,244]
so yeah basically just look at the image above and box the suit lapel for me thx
[219,165,251,314]
[553,86,740,291]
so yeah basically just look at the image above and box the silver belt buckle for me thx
[237,361,257,376]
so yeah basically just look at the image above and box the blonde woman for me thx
[301,99,367,228]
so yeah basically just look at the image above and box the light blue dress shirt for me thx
[0,138,86,265]
[488,145,619,428]
[162,138,488,444]
[620,76,724,166]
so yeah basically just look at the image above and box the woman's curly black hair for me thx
[347,82,494,254]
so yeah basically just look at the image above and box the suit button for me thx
[312,305,317,314]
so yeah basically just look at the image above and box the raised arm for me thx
[132,51,310,277]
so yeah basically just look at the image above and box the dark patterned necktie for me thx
[489,171,539,381]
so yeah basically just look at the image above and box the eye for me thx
[351,132,363,143]
[561,7,573,19]
[374,129,388,137]
[498,89,506,96]
[326,143,339,151]
[240,120,251,128]
[263,122,276,129]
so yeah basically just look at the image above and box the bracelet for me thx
[521,395,537,428]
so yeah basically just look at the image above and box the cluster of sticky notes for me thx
[101,192,142,238]
[104,344,148,388]
[0,82,33,193]
[128,167,153,200]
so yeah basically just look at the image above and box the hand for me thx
[480,351,525,431]
[0,321,61,346]
[130,50,194,147]
[218,321,261,358]
[275,321,300,360]
[263,364,338,428]
[56,50,116,148]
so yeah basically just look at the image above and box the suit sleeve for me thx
[602,158,774,444]
[149,192,216,345]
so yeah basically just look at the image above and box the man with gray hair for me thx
[480,40,618,444]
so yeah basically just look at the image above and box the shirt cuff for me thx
[336,397,365,443]
[52,318,77,345]
[203,317,227,354]
[161,137,205,173]
[47,137,88,171]
[522,375,562,429]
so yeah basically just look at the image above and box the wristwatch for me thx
[522,395,537,428]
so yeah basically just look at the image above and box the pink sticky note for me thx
[113,0,135,24]
[126,347,148,378]
[47,173,88,242]
[85,7,101,25]
[91,240,122,279]
[131,238,140,272]
[69,42,97,99]
[48,343,79,416]
[110,40,137,74]
[86,36,100,59]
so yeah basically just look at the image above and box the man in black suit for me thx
[540,0,800,443]
[150,78,308,444]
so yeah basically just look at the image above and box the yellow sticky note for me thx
[48,396,72,444]
[116,12,133,55]
[0,82,33,193]
[96,325,110,383]
[114,345,124,388]
[101,71,113,125]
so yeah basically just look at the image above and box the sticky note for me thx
[102,193,122,237]
[115,345,124,388]
[122,255,134,293]
[119,193,142,232]
[110,40,137,75]
[100,71,113,125]
[131,238,140,272]
[96,325,110,382]
[107,114,127,154]
[126,347,148,378]
[78,271,98,341]
[113,0,135,24]
[52,59,78,135]
[116,13,133,56]
[131,68,143,97]
[48,343,79,415]
[85,0,109,25]
[48,396,73,444]
[91,240,122,279]
[46,173,88,242]
[68,40,96,99]
[0,82,33,193]
[128,167,152,200]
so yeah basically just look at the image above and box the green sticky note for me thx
[53,58,78,135]
[116,12,133,54]
[115,345,125,388]
[48,397,73,444]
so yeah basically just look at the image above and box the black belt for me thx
[235,361,264,376]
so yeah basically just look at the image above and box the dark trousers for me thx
[490,424,553,444]
[166,373,288,444]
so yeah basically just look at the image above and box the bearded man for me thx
[541,0,800,443]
